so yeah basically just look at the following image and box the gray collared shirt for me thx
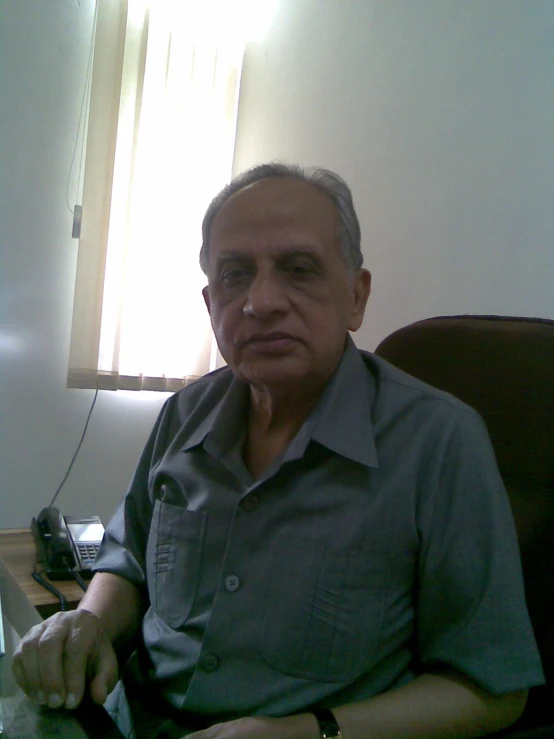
[94,337,544,720]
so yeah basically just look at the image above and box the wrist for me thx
[76,605,114,641]
[281,712,321,739]
[312,708,342,738]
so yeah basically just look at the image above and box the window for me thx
[67,0,246,391]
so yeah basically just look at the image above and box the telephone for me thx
[32,507,105,580]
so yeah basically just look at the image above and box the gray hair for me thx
[199,162,363,275]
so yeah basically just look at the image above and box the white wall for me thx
[0,1,167,529]
[2,0,554,528]
[234,0,554,351]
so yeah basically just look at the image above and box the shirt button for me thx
[241,494,259,512]
[224,575,240,592]
[201,653,220,672]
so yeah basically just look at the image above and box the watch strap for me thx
[312,708,342,739]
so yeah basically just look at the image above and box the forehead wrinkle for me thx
[214,226,326,252]
[214,210,328,237]
[212,178,340,241]
[214,244,325,267]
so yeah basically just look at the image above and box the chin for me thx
[235,357,310,388]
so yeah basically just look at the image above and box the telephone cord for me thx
[31,571,70,612]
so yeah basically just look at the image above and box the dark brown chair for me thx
[374,315,554,736]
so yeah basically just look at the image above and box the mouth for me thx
[245,331,295,344]
[242,332,299,353]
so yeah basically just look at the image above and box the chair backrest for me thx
[374,315,554,690]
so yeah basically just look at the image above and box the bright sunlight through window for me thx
[68,0,275,391]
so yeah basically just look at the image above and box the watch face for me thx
[314,709,341,738]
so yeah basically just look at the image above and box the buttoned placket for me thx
[179,345,378,710]
[182,462,272,701]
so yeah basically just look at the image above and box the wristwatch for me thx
[312,708,342,739]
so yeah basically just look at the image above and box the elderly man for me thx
[14,164,544,738]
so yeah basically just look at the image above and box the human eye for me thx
[283,258,317,279]
[219,262,250,286]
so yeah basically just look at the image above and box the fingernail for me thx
[48,693,63,708]
[37,690,46,704]
[65,693,77,709]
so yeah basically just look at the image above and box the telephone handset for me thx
[32,507,105,580]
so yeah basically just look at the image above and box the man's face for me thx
[203,177,371,391]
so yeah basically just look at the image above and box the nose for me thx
[243,271,289,318]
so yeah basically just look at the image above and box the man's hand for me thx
[12,608,118,710]
[185,714,319,739]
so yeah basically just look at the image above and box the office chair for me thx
[375,315,554,737]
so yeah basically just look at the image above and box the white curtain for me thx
[67,0,244,391]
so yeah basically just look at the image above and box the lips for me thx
[241,331,299,354]
[244,331,295,344]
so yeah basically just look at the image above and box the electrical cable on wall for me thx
[32,2,101,607]
[32,389,98,603]
[57,0,101,509]
[66,0,98,217]
[49,389,99,508]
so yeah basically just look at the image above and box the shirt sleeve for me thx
[415,403,545,695]
[92,397,174,588]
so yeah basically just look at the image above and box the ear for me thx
[202,286,211,314]
[348,269,371,332]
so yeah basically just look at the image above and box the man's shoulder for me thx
[359,348,477,419]
[157,365,236,433]
[172,365,236,410]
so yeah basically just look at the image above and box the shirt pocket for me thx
[146,500,207,629]
[260,536,405,683]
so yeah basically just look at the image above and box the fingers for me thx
[12,610,115,711]
[12,622,49,703]
[62,619,99,708]
[87,637,119,705]
[37,617,74,707]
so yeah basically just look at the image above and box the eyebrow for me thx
[215,246,322,263]
[214,251,250,264]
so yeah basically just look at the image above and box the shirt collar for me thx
[180,374,248,456]
[307,335,379,468]
[180,336,378,469]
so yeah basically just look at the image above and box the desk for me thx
[0,555,124,738]
[0,529,84,617]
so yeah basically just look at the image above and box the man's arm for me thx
[186,667,527,739]
[331,666,527,739]
[78,571,145,651]
[12,572,145,709]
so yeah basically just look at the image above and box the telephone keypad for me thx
[77,542,99,564]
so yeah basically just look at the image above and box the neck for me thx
[244,373,337,480]
[248,381,325,437]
